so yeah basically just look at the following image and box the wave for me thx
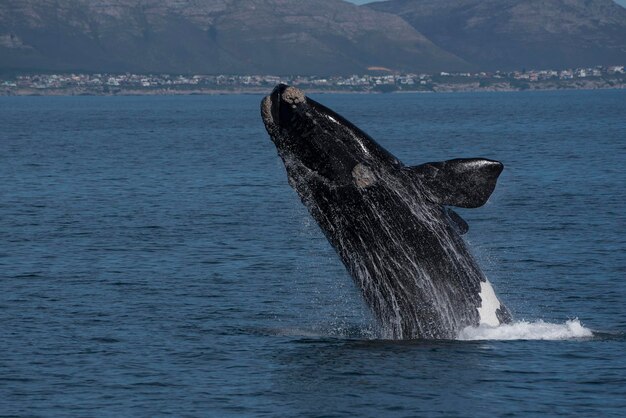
[457,319,593,341]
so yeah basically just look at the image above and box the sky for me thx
[348,0,626,7]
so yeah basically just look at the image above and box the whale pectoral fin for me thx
[445,208,469,234]
[409,158,504,208]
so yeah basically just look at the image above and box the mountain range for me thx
[1,0,625,75]
[368,0,626,71]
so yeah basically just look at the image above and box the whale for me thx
[261,84,512,339]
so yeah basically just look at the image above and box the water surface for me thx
[1,90,625,416]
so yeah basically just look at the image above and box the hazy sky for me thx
[348,0,626,7]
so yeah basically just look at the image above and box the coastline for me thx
[2,79,625,96]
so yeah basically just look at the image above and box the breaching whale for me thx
[261,84,512,339]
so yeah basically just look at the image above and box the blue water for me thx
[1,90,625,416]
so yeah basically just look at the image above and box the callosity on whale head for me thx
[261,84,401,187]
[261,84,512,339]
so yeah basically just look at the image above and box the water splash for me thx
[457,319,593,341]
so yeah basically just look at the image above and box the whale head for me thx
[261,84,400,187]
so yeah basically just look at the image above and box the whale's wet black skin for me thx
[261,84,512,339]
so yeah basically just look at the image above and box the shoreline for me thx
[2,82,625,97]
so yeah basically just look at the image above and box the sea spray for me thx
[457,319,593,341]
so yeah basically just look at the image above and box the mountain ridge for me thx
[367,0,626,70]
[0,0,468,75]
[1,0,625,75]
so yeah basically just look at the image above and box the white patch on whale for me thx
[477,280,501,326]
[326,114,339,124]
[352,163,376,188]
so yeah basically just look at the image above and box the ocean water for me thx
[1,90,625,416]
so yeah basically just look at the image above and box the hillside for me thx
[0,0,468,75]
[367,0,626,70]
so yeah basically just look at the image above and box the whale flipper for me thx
[408,158,504,208]
[445,208,469,234]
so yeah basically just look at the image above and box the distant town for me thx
[1,65,625,95]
